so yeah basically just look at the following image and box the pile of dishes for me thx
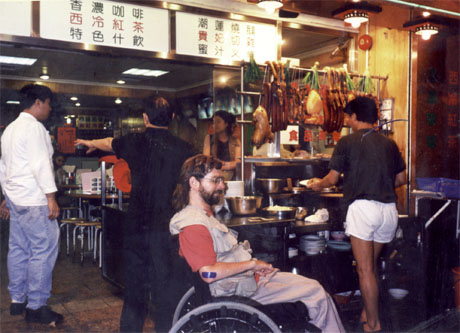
[299,235,326,255]
[327,240,351,252]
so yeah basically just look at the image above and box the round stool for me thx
[59,217,86,256]
[73,221,101,265]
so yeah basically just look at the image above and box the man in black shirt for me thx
[308,97,406,332]
[76,97,196,332]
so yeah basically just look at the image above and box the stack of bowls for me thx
[327,240,351,252]
[299,235,326,255]
[331,231,347,241]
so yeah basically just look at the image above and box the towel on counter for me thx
[305,208,329,223]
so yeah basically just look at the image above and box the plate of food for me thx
[299,179,314,187]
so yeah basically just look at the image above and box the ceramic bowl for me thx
[388,288,409,300]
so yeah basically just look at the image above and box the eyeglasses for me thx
[201,176,225,184]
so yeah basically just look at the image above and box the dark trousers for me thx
[120,230,190,333]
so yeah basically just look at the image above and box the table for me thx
[58,184,81,190]
[217,213,330,271]
[64,189,129,219]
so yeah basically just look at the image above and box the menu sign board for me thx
[0,1,31,37]
[176,12,277,63]
[57,127,76,154]
[40,0,169,53]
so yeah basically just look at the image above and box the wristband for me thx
[201,272,217,278]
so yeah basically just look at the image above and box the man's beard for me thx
[199,186,223,206]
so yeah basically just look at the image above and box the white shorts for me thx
[345,199,398,243]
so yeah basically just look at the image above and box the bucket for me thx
[453,267,460,309]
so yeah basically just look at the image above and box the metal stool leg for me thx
[94,228,99,264]
[80,226,85,265]
[99,230,102,268]
[73,225,78,262]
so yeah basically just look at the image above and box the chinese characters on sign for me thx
[281,126,299,145]
[40,0,168,53]
[176,12,277,63]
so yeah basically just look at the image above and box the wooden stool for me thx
[59,217,85,256]
[73,221,101,265]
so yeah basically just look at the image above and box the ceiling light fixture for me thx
[39,73,50,80]
[6,100,20,104]
[422,11,431,17]
[0,55,37,66]
[332,1,381,29]
[70,96,78,101]
[415,24,439,40]
[116,80,126,84]
[257,0,283,14]
[344,10,369,28]
[403,18,442,41]
[122,68,168,77]
[75,102,81,107]
[115,98,122,104]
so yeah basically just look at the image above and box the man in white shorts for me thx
[308,97,406,332]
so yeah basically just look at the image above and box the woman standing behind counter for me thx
[203,110,241,180]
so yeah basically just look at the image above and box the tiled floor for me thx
[0,223,155,332]
[1,222,459,332]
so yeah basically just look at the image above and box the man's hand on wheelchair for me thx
[252,259,274,277]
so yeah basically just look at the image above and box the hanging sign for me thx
[0,1,31,37]
[40,0,169,53]
[281,125,299,145]
[176,12,277,64]
[57,127,76,154]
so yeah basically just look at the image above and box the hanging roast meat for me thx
[279,62,289,130]
[267,61,283,133]
[251,105,274,148]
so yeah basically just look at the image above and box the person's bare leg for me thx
[351,236,381,332]
[361,241,385,323]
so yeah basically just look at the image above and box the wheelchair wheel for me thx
[169,301,281,333]
[172,286,197,325]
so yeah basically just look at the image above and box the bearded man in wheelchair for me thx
[169,154,345,332]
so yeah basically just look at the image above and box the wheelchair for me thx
[169,271,321,333]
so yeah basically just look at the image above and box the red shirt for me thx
[179,225,216,272]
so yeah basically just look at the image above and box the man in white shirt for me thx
[0,84,63,326]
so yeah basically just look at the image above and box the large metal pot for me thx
[225,196,262,215]
[257,178,285,194]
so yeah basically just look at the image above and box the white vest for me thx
[170,205,257,297]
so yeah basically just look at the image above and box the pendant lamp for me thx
[332,1,382,29]
[415,24,439,40]
[257,0,283,14]
[403,18,442,41]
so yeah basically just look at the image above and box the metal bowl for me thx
[225,196,262,216]
[261,206,297,219]
[257,178,285,194]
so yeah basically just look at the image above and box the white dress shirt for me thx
[0,112,57,206]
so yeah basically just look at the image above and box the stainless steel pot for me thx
[225,196,262,215]
[257,178,285,194]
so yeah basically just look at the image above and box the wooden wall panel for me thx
[357,9,411,212]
